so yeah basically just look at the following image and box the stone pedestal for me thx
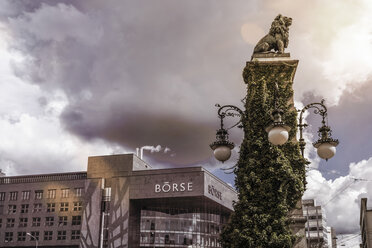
[243,53,307,247]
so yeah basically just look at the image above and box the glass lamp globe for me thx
[268,126,289,145]
[213,145,232,162]
[316,142,336,160]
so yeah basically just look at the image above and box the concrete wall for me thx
[106,177,131,248]
[367,211,372,247]
[204,170,237,210]
[129,167,205,200]
[80,178,102,248]
[87,154,150,179]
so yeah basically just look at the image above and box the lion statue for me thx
[253,14,292,54]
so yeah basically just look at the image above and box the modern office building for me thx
[302,199,329,248]
[360,198,372,248]
[0,154,237,248]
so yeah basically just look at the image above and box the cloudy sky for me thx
[1,0,372,245]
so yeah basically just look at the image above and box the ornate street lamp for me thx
[210,104,244,162]
[211,96,339,162]
[265,83,291,145]
[298,99,339,160]
[213,14,339,248]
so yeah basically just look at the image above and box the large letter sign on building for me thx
[208,185,222,200]
[155,182,193,193]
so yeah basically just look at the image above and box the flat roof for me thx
[0,166,236,193]
[0,171,87,184]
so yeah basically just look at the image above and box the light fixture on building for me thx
[265,83,291,145]
[298,99,339,160]
[210,104,244,163]
[211,87,339,162]
[210,128,235,163]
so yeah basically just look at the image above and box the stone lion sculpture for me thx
[253,14,292,54]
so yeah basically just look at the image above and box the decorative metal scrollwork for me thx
[298,99,339,159]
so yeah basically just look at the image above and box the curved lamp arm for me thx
[298,99,338,159]
[210,104,245,167]
[215,104,245,130]
[298,100,327,157]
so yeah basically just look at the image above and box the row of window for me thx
[4,230,81,242]
[305,226,324,231]
[1,216,82,228]
[3,202,83,214]
[140,232,221,247]
[0,188,83,201]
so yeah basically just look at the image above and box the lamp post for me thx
[26,232,38,248]
[209,14,339,248]
[298,99,339,160]
[211,89,339,163]
[209,104,244,163]
[211,92,339,248]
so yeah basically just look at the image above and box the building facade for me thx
[360,198,372,248]
[302,199,329,248]
[325,227,336,248]
[0,154,237,248]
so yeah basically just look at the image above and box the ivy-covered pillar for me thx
[220,53,307,248]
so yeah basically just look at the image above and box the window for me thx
[60,202,69,212]
[47,203,55,212]
[71,230,80,240]
[5,232,13,242]
[17,232,26,241]
[57,230,67,240]
[9,191,17,201]
[44,231,53,241]
[73,202,82,211]
[0,218,2,228]
[19,217,28,227]
[33,203,42,212]
[0,192,5,201]
[47,189,56,199]
[32,217,41,227]
[6,218,15,228]
[30,231,39,241]
[59,216,68,226]
[21,191,30,200]
[8,205,16,214]
[61,188,69,198]
[72,215,82,225]
[75,187,82,197]
[35,190,43,200]
[45,216,54,226]
[21,204,29,213]
[0,205,3,214]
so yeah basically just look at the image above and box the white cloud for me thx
[0,27,128,176]
[141,145,162,153]
[262,0,372,105]
[0,86,129,176]
[304,157,372,234]
[8,3,102,45]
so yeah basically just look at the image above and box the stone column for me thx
[241,53,306,247]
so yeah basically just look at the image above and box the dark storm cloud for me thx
[2,0,259,165]
[325,80,372,172]
[3,0,372,170]
[61,108,218,165]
